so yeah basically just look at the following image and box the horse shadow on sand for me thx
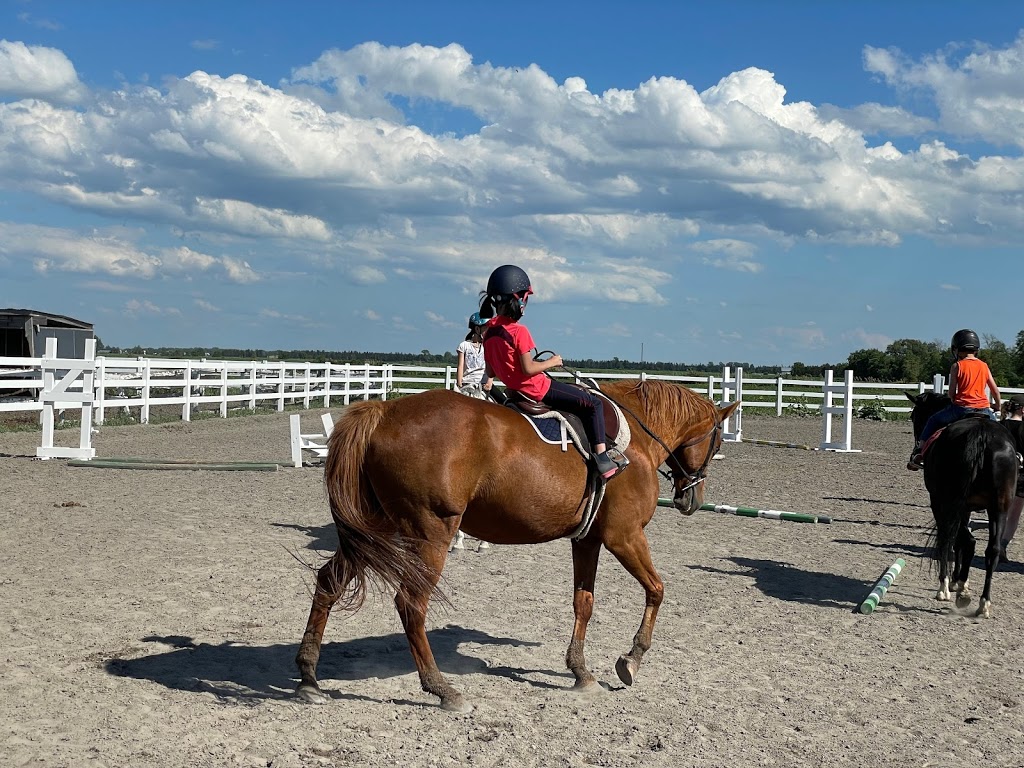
[689,555,943,615]
[270,521,338,552]
[105,625,560,707]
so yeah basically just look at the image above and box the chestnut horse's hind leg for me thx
[603,530,665,687]
[295,555,347,704]
[566,539,603,693]
[394,539,472,714]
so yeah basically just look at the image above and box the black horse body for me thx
[906,391,1019,617]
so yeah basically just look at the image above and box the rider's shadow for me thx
[104,625,550,705]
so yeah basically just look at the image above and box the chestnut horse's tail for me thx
[322,400,441,611]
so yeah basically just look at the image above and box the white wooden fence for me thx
[2,354,1014,459]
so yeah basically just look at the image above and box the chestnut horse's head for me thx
[668,399,740,515]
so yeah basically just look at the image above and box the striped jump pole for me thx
[657,499,831,524]
[742,438,818,451]
[858,558,905,614]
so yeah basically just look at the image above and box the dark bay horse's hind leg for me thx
[952,523,977,609]
[566,538,603,692]
[977,504,1010,618]
[394,539,472,713]
[295,555,348,704]
[603,530,665,687]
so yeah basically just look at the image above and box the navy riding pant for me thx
[541,379,607,448]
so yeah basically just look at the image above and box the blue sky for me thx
[2,1,1023,365]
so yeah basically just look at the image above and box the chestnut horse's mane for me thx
[606,379,715,434]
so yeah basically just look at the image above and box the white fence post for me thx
[343,363,351,405]
[445,365,454,391]
[720,365,742,443]
[95,356,106,425]
[932,373,945,394]
[820,369,860,452]
[775,376,784,416]
[277,362,286,411]
[323,362,332,408]
[140,357,151,424]
[248,362,257,411]
[182,359,193,421]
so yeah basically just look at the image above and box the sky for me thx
[1,1,1023,366]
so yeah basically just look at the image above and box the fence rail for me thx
[2,355,1015,425]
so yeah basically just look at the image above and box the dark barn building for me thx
[0,309,95,358]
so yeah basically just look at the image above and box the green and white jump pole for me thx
[858,558,905,614]
[656,499,832,524]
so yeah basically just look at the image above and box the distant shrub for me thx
[855,398,888,421]
[783,397,815,418]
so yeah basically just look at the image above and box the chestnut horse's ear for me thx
[717,400,741,421]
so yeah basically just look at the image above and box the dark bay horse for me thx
[906,391,1018,617]
[296,380,739,712]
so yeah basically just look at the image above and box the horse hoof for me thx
[975,600,992,618]
[615,656,638,687]
[955,593,972,609]
[440,695,473,714]
[295,683,330,705]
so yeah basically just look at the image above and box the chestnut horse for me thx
[295,380,739,712]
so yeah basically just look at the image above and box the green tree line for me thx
[100,330,1024,385]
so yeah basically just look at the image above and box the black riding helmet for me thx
[951,328,980,353]
[486,264,532,300]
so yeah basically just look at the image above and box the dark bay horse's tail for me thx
[322,400,440,611]
[931,425,989,567]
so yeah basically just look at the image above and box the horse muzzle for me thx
[672,486,701,515]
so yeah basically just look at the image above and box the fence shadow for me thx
[104,625,553,706]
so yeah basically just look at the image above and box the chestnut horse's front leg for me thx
[566,538,603,692]
[603,529,664,687]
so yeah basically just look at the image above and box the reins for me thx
[535,352,721,495]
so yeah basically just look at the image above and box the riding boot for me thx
[594,451,627,480]
[906,441,923,471]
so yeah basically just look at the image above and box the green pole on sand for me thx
[656,498,831,524]
[858,558,905,615]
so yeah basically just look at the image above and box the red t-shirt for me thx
[483,317,551,401]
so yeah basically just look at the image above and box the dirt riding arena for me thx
[3,407,1024,768]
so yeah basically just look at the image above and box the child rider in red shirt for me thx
[479,264,626,480]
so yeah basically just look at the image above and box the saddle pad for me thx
[521,411,588,453]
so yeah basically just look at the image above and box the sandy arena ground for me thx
[2,404,1024,768]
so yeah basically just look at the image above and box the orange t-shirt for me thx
[954,357,991,408]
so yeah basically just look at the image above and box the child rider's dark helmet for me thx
[486,264,533,300]
[951,328,980,353]
[468,311,487,328]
